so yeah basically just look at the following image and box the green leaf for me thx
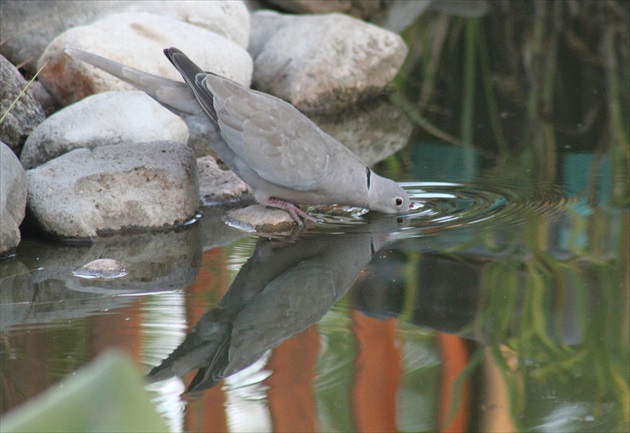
[0,350,167,433]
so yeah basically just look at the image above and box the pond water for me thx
[2,141,627,432]
[1,4,629,433]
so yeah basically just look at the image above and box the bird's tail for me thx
[65,48,201,119]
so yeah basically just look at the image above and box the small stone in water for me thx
[73,259,127,280]
[225,205,297,232]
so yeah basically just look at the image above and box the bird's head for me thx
[367,173,410,214]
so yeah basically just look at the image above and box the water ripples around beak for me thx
[302,179,572,239]
[399,180,572,234]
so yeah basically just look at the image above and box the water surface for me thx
[2,143,627,431]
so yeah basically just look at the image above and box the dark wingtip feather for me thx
[162,47,219,125]
[163,47,203,81]
[163,47,183,66]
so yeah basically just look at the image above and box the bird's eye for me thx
[394,197,404,207]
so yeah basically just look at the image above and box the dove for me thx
[65,47,410,224]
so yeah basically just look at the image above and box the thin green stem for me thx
[0,60,48,125]
[461,18,479,146]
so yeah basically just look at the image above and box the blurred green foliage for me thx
[394,0,629,206]
[0,351,167,433]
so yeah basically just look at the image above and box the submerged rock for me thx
[26,141,199,239]
[73,258,128,280]
[249,11,408,113]
[0,142,28,255]
[0,55,45,153]
[20,91,188,169]
[38,12,253,105]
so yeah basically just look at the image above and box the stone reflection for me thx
[0,224,202,331]
[310,96,413,167]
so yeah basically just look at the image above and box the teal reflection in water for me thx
[412,142,480,182]
[563,153,611,204]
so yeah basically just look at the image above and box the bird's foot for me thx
[267,197,322,227]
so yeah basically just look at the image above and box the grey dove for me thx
[66,47,410,224]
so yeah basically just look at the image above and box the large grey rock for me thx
[20,91,188,169]
[249,11,408,113]
[26,141,199,239]
[38,12,253,105]
[0,55,46,153]
[0,142,28,254]
[0,0,250,74]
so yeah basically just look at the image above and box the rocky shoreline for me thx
[1,0,412,255]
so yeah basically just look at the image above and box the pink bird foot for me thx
[267,197,322,226]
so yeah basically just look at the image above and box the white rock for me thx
[161,1,250,48]
[1,0,250,74]
[20,91,188,169]
[249,11,408,113]
[26,141,199,239]
[0,142,28,254]
[38,12,253,105]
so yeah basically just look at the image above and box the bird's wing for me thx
[200,75,331,191]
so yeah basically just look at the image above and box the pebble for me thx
[225,205,298,233]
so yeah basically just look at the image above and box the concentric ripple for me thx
[301,179,572,236]
[400,181,571,231]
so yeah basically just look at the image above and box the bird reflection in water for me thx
[147,216,405,393]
